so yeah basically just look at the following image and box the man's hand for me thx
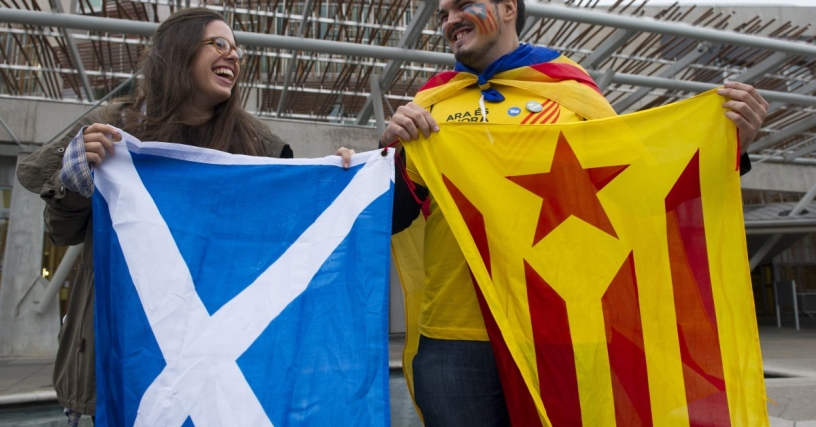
[717,82,769,154]
[380,102,439,147]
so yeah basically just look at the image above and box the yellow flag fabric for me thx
[399,90,767,427]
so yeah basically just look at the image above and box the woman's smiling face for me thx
[189,20,241,110]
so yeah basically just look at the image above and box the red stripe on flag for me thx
[417,71,460,92]
[473,276,544,427]
[521,112,537,125]
[665,151,731,427]
[443,175,491,275]
[602,253,654,427]
[534,104,560,125]
[526,261,583,427]
[549,109,561,125]
[529,63,604,94]
[443,175,543,425]
[529,101,557,125]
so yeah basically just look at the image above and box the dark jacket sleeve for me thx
[251,116,292,159]
[391,148,427,235]
[739,152,751,175]
[16,106,117,246]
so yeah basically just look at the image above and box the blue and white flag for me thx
[92,131,394,427]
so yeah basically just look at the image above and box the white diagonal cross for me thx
[95,141,392,427]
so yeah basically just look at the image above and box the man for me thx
[382,0,769,426]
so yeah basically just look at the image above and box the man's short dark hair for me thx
[492,0,526,36]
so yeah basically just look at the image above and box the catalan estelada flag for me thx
[397,90,767,426]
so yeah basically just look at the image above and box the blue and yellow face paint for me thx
[463,3,498,34]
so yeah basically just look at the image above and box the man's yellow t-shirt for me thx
[405,85,584,341]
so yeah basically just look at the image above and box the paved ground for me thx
[1,320,815,426]
[760,317,816,427]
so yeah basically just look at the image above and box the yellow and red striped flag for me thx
[397,90,768,426]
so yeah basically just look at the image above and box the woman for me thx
[16,8,343,424]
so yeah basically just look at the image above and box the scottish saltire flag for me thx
[92,133,394,427]
[396,90,768,426]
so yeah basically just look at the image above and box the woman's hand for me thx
[83,123,121,166]
[336,147,356,169]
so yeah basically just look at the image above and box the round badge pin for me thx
[526,101,543,113]
[508,107,521,117]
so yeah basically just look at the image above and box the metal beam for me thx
[748,153,816,167]
[525,3,816,58]
[733,51,792,84]
[749,181,816,270]
[242,82,413,99]
[35,244,82,314]
[3,7,814,70]
[588,70,816,107]
[613,43,713,113]
[49,0,95,102]
[749,116,816,153]
[519,15,538,40]
[0,8,158,36]
[0,113,21,146]
[382,0,439,86]
[46,73,138,144]
[355,0,438,125]
[769,80,816,113]
[783,135,816,162]
[580,29,635,70]
[370,74,386,136]
[2,9,815,119]
[0,9,456,66]
[595,68,615,92]
[0,64,133,79]
[276,0,316,117]
[745,218,816,235]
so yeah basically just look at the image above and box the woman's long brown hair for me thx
[119,8,263,155]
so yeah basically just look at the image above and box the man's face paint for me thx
[439,0,504,71]
[463,3,498,35]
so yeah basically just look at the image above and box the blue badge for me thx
[508,107,521,116]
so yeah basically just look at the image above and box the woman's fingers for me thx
[82,123,122,165]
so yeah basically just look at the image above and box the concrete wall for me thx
[0,98,380,158]
[741,161,816,194]
[262,118,380,158]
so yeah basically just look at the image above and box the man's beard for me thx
[452,27,501,69]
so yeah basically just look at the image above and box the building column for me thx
[0,151,59,357]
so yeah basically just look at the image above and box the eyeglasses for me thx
[201,37,247,65]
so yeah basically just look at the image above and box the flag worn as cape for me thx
[391,45,618,422]
[92,135,394,427]
[396,90,767,426]
[413,44,616,120]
